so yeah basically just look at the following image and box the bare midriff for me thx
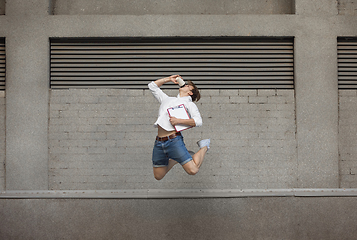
[157,125,177,138]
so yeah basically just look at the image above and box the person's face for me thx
[180,84,194,96]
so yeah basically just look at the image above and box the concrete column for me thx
[294,11,339,187]
[5,0,49,190]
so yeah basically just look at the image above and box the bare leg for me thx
[153,159,178,180]
[182,146,208,175]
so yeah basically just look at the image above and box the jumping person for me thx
[148,75,210,180]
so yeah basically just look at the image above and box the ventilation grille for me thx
[0,39,4,91]
[50,37,294,89]
[338,37,357,89]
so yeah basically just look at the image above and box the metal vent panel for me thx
[50,37,294,89]
[0,39,4,91]
[338,37,357,89]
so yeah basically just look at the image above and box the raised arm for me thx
[148,75,181,103]
[154,75,180,87]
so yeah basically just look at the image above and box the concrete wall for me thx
[52,0,295,15]
[5,1,49,190]
[339,90,357,188]
[0,92,4,191]
[49,89,296,190]
[1,197,357,240]
[0,0,344,190]
[0,0,4,15]
[338,0,357,14]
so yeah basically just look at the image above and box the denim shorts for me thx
[152,135,193,167]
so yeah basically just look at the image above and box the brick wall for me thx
[339,90,357,188]
[49,88,297,190]
[0,92,5,190]
[338,0,357,15]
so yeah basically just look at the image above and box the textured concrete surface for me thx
[52,0,295,15]
[295,0,337,15]
[49,89,297,190]
[295,34,339,188]
[0,0,4,15]
[0,93,4,191]
[338,0,357,15]
[0,0,353,190]
[5,0,49,190]
[1,197,357,240]
[339,90,357,188]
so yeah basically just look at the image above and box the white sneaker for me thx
[197,139,210,151]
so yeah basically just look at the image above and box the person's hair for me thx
[187,80,201,102]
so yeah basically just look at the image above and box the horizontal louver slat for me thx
[50,54,293,59]
[51,68,294,72]
[50,37,294,89]
[51,58,293,63]
[51,42,293,46]
[52,75,293,79]
[0,40,4,91]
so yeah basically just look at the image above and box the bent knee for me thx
[186,168,199,176]
[154,174,164,181]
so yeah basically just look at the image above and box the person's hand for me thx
[169,75,181,84]
[169,116,180,126]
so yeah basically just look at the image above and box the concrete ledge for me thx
[1,188,357,199]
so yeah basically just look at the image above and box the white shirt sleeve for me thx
[188,102,202,127]
[148,81,169,104]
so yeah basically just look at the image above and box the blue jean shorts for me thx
[152,135,193,167]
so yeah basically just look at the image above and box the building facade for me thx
[1,0,357,239]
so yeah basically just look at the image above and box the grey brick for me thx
[276,89,295,97]
[254,104,278,111]
[87,118,123,125]
[229,96,249,104]
[87,147,107,154]
[49,124,78,133]
[249,96,268,104]
[77,125,98,132]
[97,124,128,132]
[339,90,357,96]
[201,89,220,96]
[219,89,239,96]
[276,104,295,111]
[50,118,82,128]
[267,96,289,104]
[339,96,357,105]
[239,89,257,96]
[68,132,106,140]
[59,110,79,118]
[49,103,70,111]
[350,168,357,175]
[209,96,230,104]
[258,89,276,96]
[78,96,100,104]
